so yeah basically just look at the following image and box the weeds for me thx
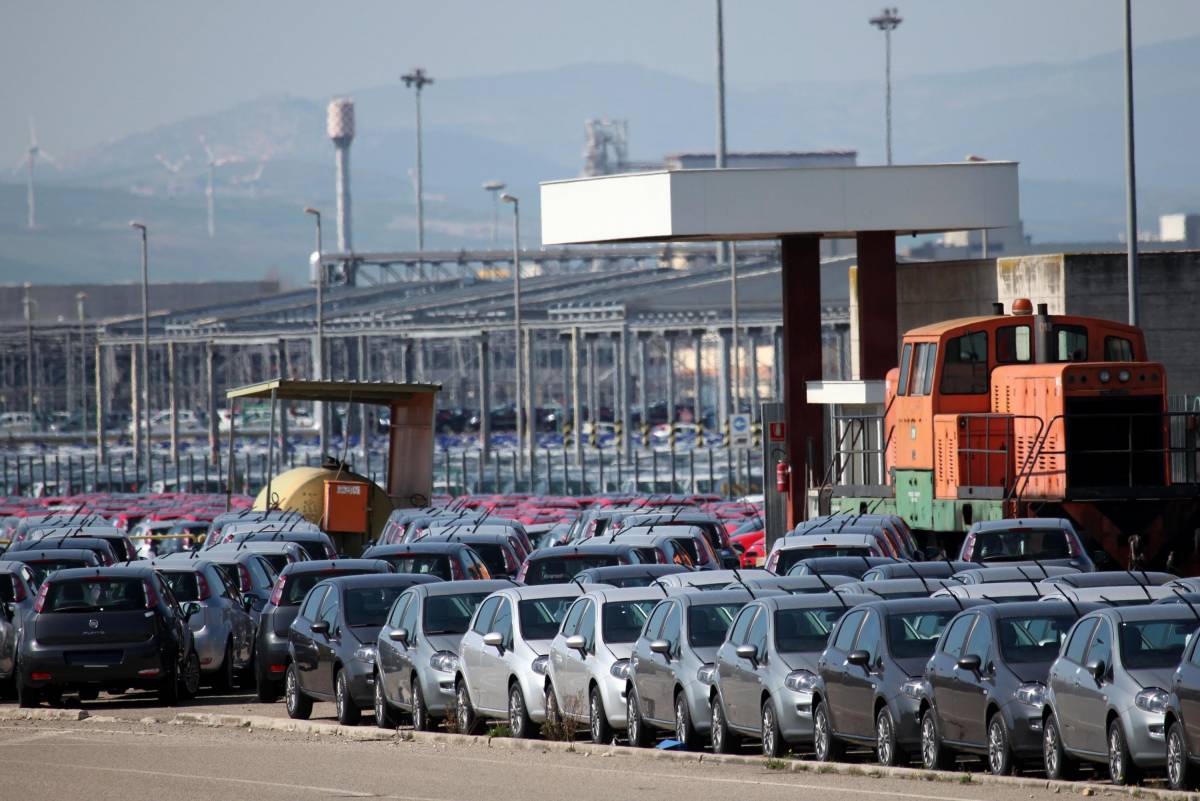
[765,758,788,771]
[815,764,837,775]
[957,773,972,784]
[540,690,584,742]
[487,723,512,738]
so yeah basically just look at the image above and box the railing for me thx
[820,395,895,490]
[950,413,1047,500]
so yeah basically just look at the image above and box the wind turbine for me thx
[13,116,58,229]
[198,134,238,238]
[154,153,190,196]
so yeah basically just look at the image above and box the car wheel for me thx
[285,663,312,720]
[627,688,651,748]
[179,651,200,700]
[813,700,843,762]
[1108,717,1142,786]
[213,640,236,693]
[456,680,480,735]
[920,709,954,771]
[987,714,1014,776]
[876,706,905,767]
[1167,721,1195,791]
[509,682,537,740]
[411,677,431,732]
[710,694,739,754]
[762,698,784,758]
[375,671,398,730]
[674,692,698,751]
[588,685,612,744]
[1043,713,1078,780]
[255,659,280,703]
[335,669,361,726]
[544,684,560,727]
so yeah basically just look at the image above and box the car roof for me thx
[937,581,1053,599]
[243,530,328,542]
[740,575,856,590]
[1087,603,1200,623]
[420,532,513,545]
[575,565,687,579]
[8,548,99,562]
[663,588,758,607]
[582,586,667,604]
[318,573,444,591]
[968,518,1074,533]
[280,559,392,575]
[972,600,1099,619]
[411,578,513,597]
[210,541,303,553]
[498,583,596,601]
[754,591,877,611]
[366,543,468,555]
[1052,571,1176,588]
[146,558,214,572]
[530,543,636,558]
[840,578,960,595]
[859,596,992,614]
[620,512,720,525]
[46,565,156,581]
[954,565,1078,582]
[866,561,973,578]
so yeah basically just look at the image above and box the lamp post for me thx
[129,221,152,488]
[22,282,34,421]
[304,206,328,456]
[501,193,533,482]
[483,181,506,248]
[76,291,87,444]
[401,68,433,254]
[714,0,740,422]
[870,6,902,166]
[1122,0,1140,326]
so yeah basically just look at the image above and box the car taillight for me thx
[11,578,26,603]
[143,579,159,609]
[962,535,974,560]
[238,564,253,594]
[100,553,113,566]
[196,573,211,601]
[269,576,285,606]
[324,544,337,559]
[33,582,49,613]
[450,560,465,580]
[503,548,519,576]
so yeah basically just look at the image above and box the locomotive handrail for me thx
[818,394,896,491]
[948,413,1049,502]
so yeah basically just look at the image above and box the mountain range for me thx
[2,35,1199,285]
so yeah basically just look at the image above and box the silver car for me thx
[457,583,592,738]
[627,588,760,749]
[1043,605,1199,784]
[0,561,37,694]
[548,587,661,742]
[654,569,774,592]
[374,579,512,730]
[148,558,255,690]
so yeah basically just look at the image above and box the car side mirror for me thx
[735,643,758,665]
[957,654,982,673]
[389,627,409,645]
[847,649,870,668]
[650,639,671,656]
[181,601,201,620]
[483,631,504,650]
[1087,659,1107,682]
[241,595,254,612]
[565,634,587,654]
[311,621,330,636]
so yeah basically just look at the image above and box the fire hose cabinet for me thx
[323,480,369,534]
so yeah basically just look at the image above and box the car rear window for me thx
[159,571,202,602]
[518,596,575,640]
[1119,619,1197,669]
[470,544,508,577]
[283,571,368,605]
[774,607,846,653]
[997,615,1074,663]
[687,603,742,648]
[387,555,452,580]
[257,554,290,573]
[344,587,408,627]
[972,529,1071,562]
[0,575,20,602]
[44,578,146,613]
[26,559,88,586]
[525,555,621,585]
[601,600,656,644]
[423,592,490,635]
[778,548,871,574]
[886,610,957,660]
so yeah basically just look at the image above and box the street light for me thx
[76,291,87,443]
[1122,0,1140,326]
[870,6,902,166]
[501,192,533,481]
[304,206,328,456]
[129,221,152,488]
[482,181,506,248]
[21,282,34,421]
[401,68,433,254]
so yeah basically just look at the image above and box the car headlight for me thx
[697,663,717,685]
[610,659,630,680]
[902,678,925,700]
[430,650,459,673]
[353,645,376,664]
[1015,682,1046,708]
[784,669,819,693]
[531,655,549,676]
[1135,687,1170,714]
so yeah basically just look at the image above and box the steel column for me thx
[477,334,491,461]
[780,234,824,527]
[855,230,898,379]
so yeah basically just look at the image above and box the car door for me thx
[1050,617,1097,751]
[633,601,670,723]
[651,602,682,724]
[842,609,883,738]
[312,588,342,696]
[556,599,593,716]
[1075,618,1113,754]
[463,595,500,703]
[728,608,766,730]
[1178,635,1200,757]
[819,609,866,736]
[929,614,976,742]
[394,593,422,708]
[478,597,513,712]
[955,615,994,747]
[378,593,411,702]
[291,585,327,692]
[716,605,756,720]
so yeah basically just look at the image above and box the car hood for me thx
[778,651,820,672]
[426,632,466,653]
[896,657,930,678]
[525,638,554,656]
[692,646,720,665]
[606,642,634,662]
[349,626,383,646]
[1005,661,1053,685]
[1128,666,1176,692]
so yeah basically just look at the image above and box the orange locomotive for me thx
[828,298,1200,570]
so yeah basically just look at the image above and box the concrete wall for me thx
[895,258,996,334]
[0,280,280,324]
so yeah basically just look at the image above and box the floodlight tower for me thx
[870,7,903,165]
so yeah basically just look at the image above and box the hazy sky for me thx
[3,0,1198,164]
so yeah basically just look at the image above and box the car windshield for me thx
[1119,619,1198,669]
[389,555,452,580]
[601,600,656,644]
[886,610,957,660]
[423,592,490,635]
[973,529,1071,562]
[997,615,1074,663]
[525,555,620,585]
[44,578,145,613]
[344,587,408,627]
[518,596,575,640]
[26,560,87,586]
[688,603,742,648]
[158,571,202,602]
[774,606,846,653]
[283,571,367,606]
[778,548,870,574]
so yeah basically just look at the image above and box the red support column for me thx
[855,230,898,379]
[780,234,823,529]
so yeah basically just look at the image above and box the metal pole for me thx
[305,207,327,455]
[94,341,106,463]
[22,283,34,420]
[266,388,277,509]
[870,7,902,166]
[571,326,583,466]
[524,329,535,479]
[402,69,433,254]
[131,221,152,487]
[478,334,491,462]
[167,340,179,464]
[1123,0,1140,326]
[206,342,218,465]
[714,0,728,267]
[77,292,87,444]
[502,194,524,475]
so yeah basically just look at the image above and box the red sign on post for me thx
[768,422,786,442]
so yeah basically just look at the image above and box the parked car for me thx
[207,541,309,574]
[612,512,742,569]
[1042,605,1198,783]
[516,544,649,585]
[9,536,117,566]
[1044,571,1177,589]
[171,549,278,627]
[787,556,899,580]
[959,519,1096,572]
[953,564,1080,584]
[418,532,523,579]
[611,525,723,571]
[1162,605,1200,789]
[767,534,891,574]
[26,527,137,562]
[813,597,988,766]
[5,548,103,587]
[456,582,593,738]
[572,564,691,588]
[254,558,395,702]
[837,577,962,600]
[861,561,973,582]
[235,530,337,561]
[14,565,201,707]
[362,542,491,581]
[547,587,661,742]
[653,569,774,593]
[732,575,858,595]
[0,561,37,695]
[374,579,514,730]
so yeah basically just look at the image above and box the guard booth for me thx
[224,379,440,555]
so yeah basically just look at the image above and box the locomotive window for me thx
[897,343,913,396]
[1104,336,1134,361]
[940,331,989,395]
[911,343,938,397]
[1053,325,1088,362]
[996,325,1031,364]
